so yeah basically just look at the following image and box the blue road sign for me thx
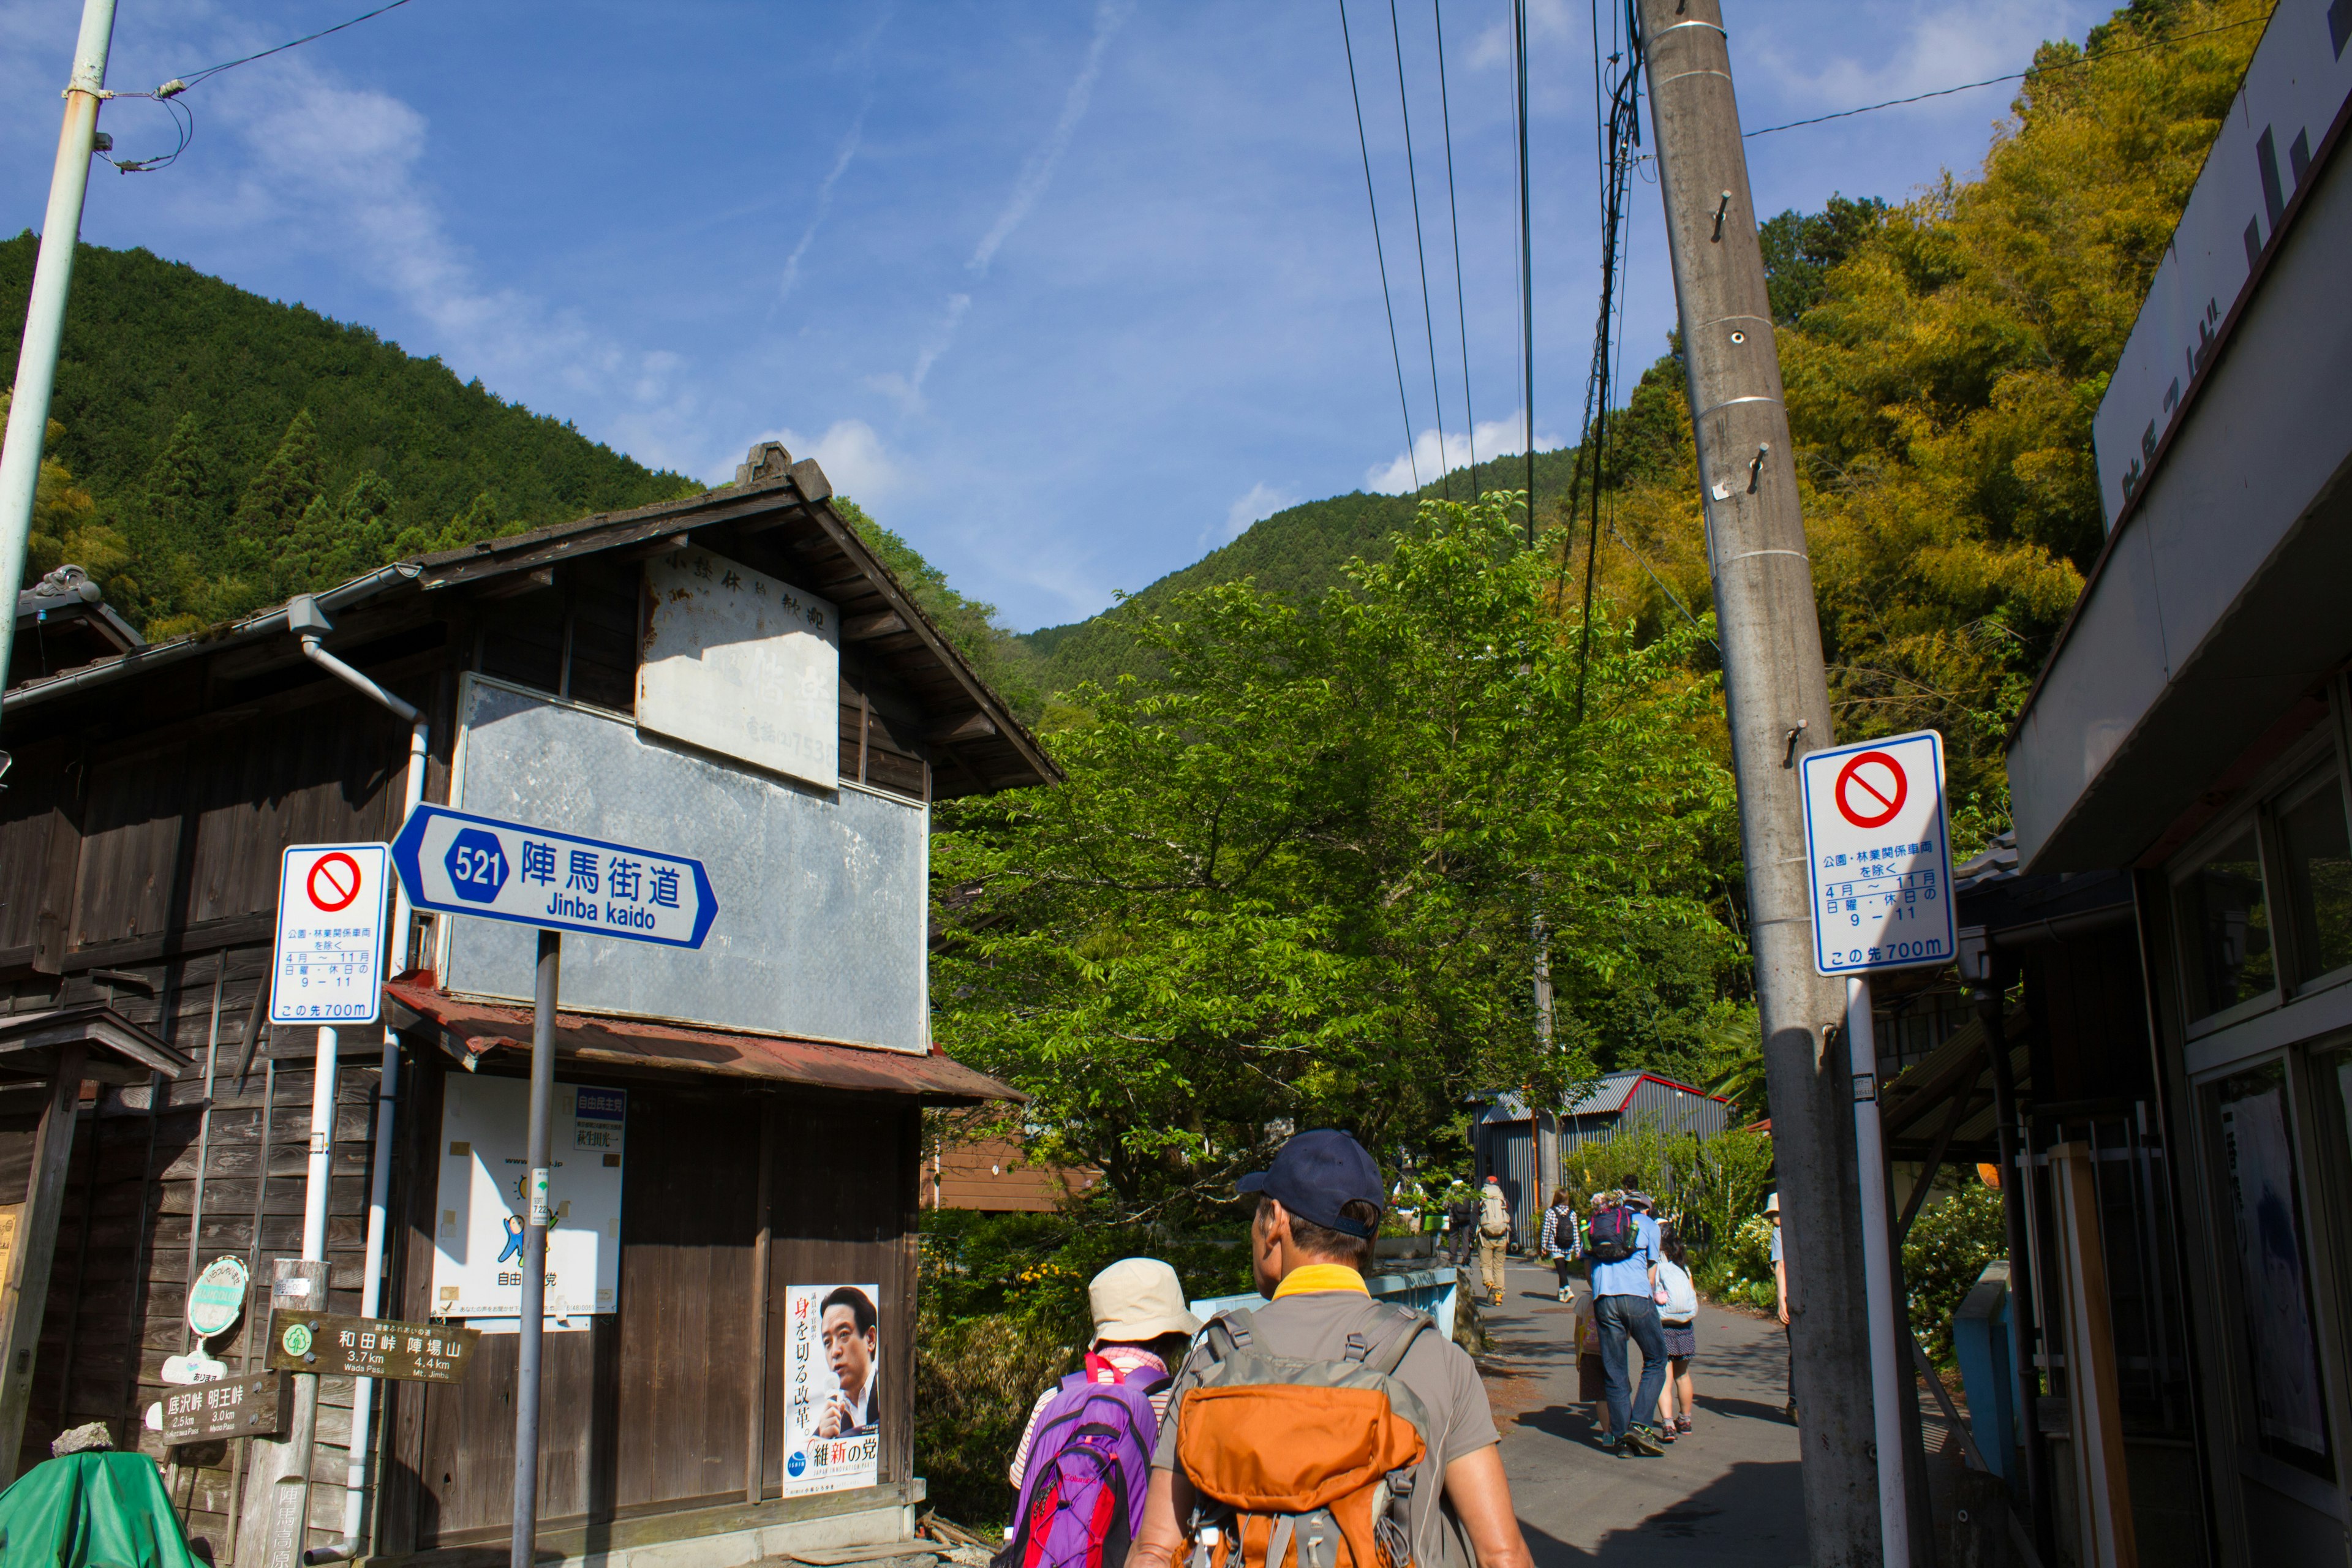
[391,805,718,949]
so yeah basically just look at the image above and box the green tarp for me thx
[0,1452,203,1568]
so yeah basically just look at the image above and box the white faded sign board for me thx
[270,842,390,1025]
[1800,729,1957,977]
[431,1076,626,1319]
[2094,1,2352,524]
[639,545,839,790]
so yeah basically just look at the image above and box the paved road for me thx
[1477,1260,1810,1567]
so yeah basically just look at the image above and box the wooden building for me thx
[922,1136,1098,1215]
[0,442,1054,1567]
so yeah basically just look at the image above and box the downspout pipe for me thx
[289,594,421,1566]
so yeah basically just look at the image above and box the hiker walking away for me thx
[1537,1188,1580,1303]
[1001,1261,1199,1568]
[1128,1129,1536,1568]
[1768,1192,1795,1423]
[1585,1175,1670,1455]
[1651,1233,1698,1439]
[1476,1175,1512,1306]
[1441,1180,1479,1270]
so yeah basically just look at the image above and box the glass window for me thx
[2215,1064,2334,1476]
[2276,770,2352,985]
[2176,826,2276,1021]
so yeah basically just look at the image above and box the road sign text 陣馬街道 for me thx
[270,843,391,1025]
[391,805,717,949]
[1798,730,1958,976]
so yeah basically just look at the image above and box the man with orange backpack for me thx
[1127,1131,1535,1568]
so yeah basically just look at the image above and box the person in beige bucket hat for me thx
[1008,1258,1201,1489]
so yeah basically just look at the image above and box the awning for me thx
[383,978,1021,1106]
[0,1003,192,1085]
[1878,1006,2029,1163]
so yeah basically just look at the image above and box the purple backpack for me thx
[997,1361,1164,1568]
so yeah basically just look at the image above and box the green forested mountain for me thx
[1020,448,1594,695]
[1,235,698,635]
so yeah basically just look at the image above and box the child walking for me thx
[1653,1233,1699,1438]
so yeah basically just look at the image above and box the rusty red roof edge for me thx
[384,977,1021,1104]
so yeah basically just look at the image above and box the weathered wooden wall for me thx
[380,1067,920,1550]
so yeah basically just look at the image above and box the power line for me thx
[1387,0,1450,498]
[1433,1,1477,501]
[1512,0,1534,543]
[1743,13,2264,138]
[1570,0,1640,722]
[170,0,424,92]
[1338,0,1421,491]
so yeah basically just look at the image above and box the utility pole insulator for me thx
[1634,2,1899,1562]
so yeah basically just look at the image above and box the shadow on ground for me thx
[1518,1460,1810,1566]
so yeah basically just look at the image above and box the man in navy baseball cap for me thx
[1234,1128,1388,1294]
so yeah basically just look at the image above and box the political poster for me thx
[780,1283,882,1496]
[431,1077,627,1321]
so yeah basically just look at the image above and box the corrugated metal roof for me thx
[1484,1071,1729,1121]
[385,978,1020,1104]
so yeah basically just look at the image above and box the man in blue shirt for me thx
[1589,1175,1668,1455]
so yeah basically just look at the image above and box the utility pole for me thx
[1634,2,1886,1562]
[0,0,117,703]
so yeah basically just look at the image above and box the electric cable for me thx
[172,0,423,91]
[1387,0,1450,497]
[1433,0,1477,500]
[95,0,430,175]
[1744,13,2263,137]
[1512,0,1534,542]
[1338,0,1422,492]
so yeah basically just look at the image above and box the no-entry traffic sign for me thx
[271,843,391,1025]
[391,805,718,949]
[1800,730,1956,976]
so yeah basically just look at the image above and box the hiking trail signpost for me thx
[392,803,717,1568]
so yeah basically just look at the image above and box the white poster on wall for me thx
[2218,1077,2327,1457]
[780,1283,883,1496]
[431,1077,627,1321]
[638,545,839,790]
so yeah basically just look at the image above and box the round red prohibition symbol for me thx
[1833,751,1908,830]
[306,851,363,913]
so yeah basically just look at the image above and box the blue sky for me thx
[0,0,2101,630]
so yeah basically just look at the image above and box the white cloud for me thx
[778,105,867,304]
[1746,2,2093,127]
[1466,0,1574,70]
[1215,481,1299,546]
[185,61,706,467]
[969,0,1134,276]
[730,417,905,506]
[864,292,972,415]
[1363,411,1563,496]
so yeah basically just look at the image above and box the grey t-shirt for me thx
[1152,1290,1499,1568]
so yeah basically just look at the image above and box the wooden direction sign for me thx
[157,1370,289,1445]
[266,1311,481,1384]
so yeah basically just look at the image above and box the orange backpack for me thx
[1174,1309,1432,1568]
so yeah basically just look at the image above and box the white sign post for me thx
[1798,728,1956,1563]
[269,843,391,1026]
[264,843,390,1568]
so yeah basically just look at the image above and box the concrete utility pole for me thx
[0,0,117,703]
[1634,2,1886,1561]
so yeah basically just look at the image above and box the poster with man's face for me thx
[781,1283,881,1496]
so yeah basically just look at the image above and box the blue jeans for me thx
[1595,1292,1668,1437]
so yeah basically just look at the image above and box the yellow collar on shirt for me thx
[1273,1264,1370,1298]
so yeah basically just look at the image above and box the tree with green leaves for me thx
[931,495,1738,1219]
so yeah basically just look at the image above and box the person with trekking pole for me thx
[1127,1130,1535,1568]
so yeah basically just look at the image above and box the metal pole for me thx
[511,930,559,1568]
[1634,3,1879,1559]
[0,0,116,701]
[1845,981,1910,1568]
[1976,965,2052,1558]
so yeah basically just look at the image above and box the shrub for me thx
[1903,1180,2006,1368]
[914,1201,1256,1523]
